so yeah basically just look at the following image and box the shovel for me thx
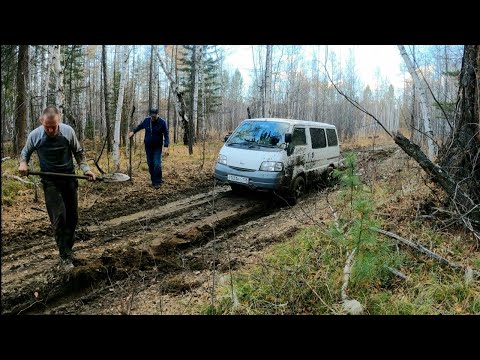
[28,171,130,182]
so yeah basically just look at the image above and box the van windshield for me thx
[226,121,289,148]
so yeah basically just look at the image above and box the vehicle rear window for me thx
[326,129,338,146]
[310,128,326,149]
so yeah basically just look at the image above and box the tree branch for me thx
[371,227,480,278]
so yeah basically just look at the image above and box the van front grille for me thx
[228,166,256,172]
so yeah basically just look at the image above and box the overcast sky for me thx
[222,45,405,92]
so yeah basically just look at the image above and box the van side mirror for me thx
[285,133,292,144]
[224,132,232,142]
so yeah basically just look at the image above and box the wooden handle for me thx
[28,171,94,180]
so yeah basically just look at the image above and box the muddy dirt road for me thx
[1,145,399,314]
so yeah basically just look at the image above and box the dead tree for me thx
[326,45,480,238]
[102,45,112,153]
[438,45,480,213]
[156,48,193,153]
[13,45,28,156]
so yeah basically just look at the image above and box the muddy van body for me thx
[214,118,341,203]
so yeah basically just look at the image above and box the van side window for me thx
[310,128,326,149]
[292,128,306,146]
[326,129,338,146]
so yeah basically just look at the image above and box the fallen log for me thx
[372,227,480,279]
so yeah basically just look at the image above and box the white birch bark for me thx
[199,46,206,140]
[113,45,129,171]
[398,45,435,159]
[52,45,65,119]
[264,45,272,118]
[32,46,39,121]
[191,45,200,139]
[25,45,31,132]
[41,46,53,111]
[79,45,88,141]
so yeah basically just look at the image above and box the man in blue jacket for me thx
[129,108,169,188]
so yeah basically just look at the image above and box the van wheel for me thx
[323,165,335,186]
[288,176,305,205]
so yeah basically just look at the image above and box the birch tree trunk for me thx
[190,45,200,151]
[32,45,39,124]
[113,46,129,172]
[79,46,88,141]
[157,67,160,112]
[173,45,178,144]
[41,45,52,111]
[264,45,272,117]
[149,45,155,111]
[25,45,31,132]
[52,45,65,119]
[199,46,206,141]
[167,45,174,132]
[13,45,28,156]
[398,45,435,160]
[102,45,112,152]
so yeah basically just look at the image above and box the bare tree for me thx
[113,45,129,171]
[41,45,52,111]
[328,46,480,238]
[264,45,272,117]
[149,45,155,111]
[79,46,88,141]
[190,45,200,153]
[438,45,480,222]
[398,45,435,159]
[13,45,28,156]
[102,45,112,153]
[189,45,205,151]
[52,45,64,119]
[156,47,192,152]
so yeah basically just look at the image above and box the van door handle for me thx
[312,152,314,158]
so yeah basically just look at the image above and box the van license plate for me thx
[228,174,249,184]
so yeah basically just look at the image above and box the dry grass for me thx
[341,131,395,152]
[82,136,223,177]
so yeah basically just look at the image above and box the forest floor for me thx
[1,135,479,315]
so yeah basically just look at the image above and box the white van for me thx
[214,118,342,203]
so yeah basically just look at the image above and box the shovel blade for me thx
[100,173,130,182]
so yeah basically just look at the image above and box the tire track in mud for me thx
[2,186,231,262]
[1,185,281,314]
[44,192,324,315]
[0,180,214,252]
[2,145,399,314]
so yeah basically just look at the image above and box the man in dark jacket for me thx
[129,108,169,188]
[19,106,96,271]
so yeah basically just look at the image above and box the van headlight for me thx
[217,154,227,165]
[260,161,283,172]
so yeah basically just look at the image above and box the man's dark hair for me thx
[149,108,159,115]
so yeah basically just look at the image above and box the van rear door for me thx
[325,128,340,164]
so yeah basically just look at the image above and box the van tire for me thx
[288,176,305,205]
[323,165,335,186]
